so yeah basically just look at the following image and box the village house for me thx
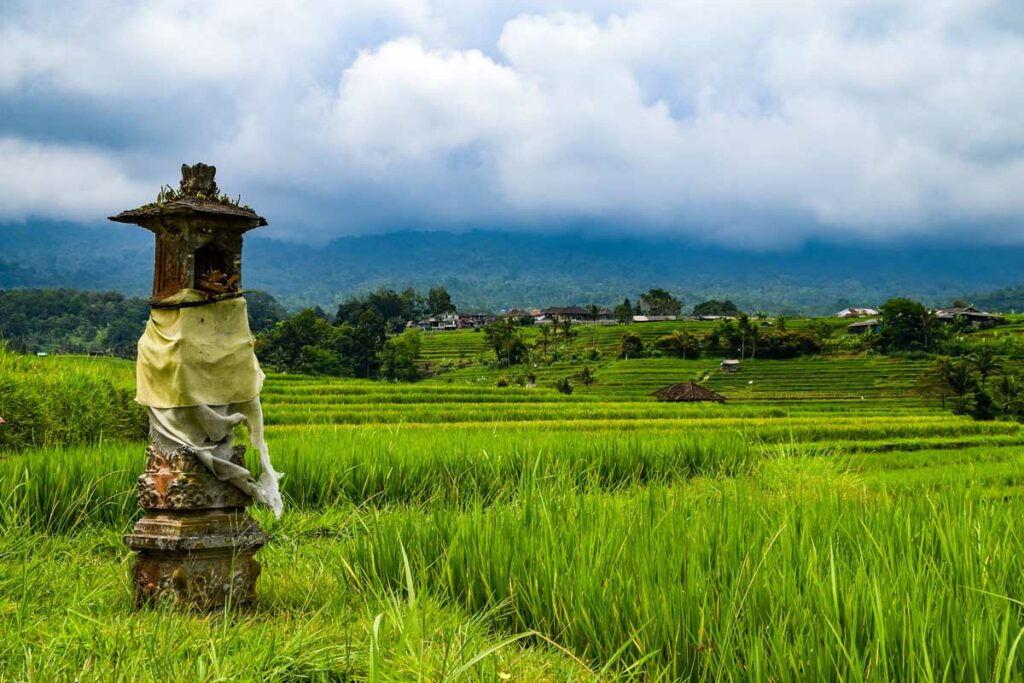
[505,306,617,325]
[720,359,740,372]
[458,313,497,329]
[933,306,1004,329]
[416,313,459,331]
[504,308,544,322]
[542,306,606,324]
[417,312,497,331]
[847,318,880,334]
[542,306,589,319]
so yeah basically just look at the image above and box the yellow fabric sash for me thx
[136,292,264,408]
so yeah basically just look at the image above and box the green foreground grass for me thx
[3,352,1024,680]
[5,464,1024,680]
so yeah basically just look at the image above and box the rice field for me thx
[3,344,1024,680]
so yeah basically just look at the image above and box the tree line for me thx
[0,288,286,357]
[915,348,1020,421]
[0,286,454,380]
[254,285,457,379]
[609,291,740,322]
[3,288,1016,405]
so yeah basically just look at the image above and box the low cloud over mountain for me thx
[2,1,1023,245]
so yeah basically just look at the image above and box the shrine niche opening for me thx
[194,242,232,285]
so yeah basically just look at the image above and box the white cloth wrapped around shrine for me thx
[136,291,283,516]
[148,399,283,516]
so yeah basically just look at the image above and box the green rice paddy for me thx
[3,334,1024,680]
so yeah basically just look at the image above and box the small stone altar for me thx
[125,445,267,608]
[111,163,281,610]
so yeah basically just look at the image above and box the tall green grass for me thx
[0,521,575,682]
[347,478,1024,680]
[278,428,754,509]
[0,347,145,453]
[8,347,1024,679]
[0,429,755,532]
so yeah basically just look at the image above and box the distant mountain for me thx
[5,221,1024,315]
[972,286,1024,314]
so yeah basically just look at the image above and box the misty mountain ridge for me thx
[4,221,1023,315]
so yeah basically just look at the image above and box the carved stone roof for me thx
[108,163,267,232]
[109,198,267,232]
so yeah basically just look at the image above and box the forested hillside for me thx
[6,222,1024,314]
[973,285,1024,313]
[0,289,286,355]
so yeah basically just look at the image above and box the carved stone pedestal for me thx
[124,445,267,610]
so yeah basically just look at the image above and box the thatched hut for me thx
[653,381,726,403]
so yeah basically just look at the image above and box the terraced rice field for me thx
[429,353,937,403]
[4,349,1024,680]
[417,317,853,368]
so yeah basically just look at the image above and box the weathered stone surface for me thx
[108,162,266,303]
[138,444,252,510]
[125,443,268,611]
[127,509,267,551]
[125,509,266,610]
[179,162,219,197]
[130,546,262,610]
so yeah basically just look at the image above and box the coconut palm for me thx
[971,346,1001,388]
[535,325,553,353]
[559,318,576,343]
[945,360,978,414]
[992,372,1021,418]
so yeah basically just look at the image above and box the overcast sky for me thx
[2,0,1023,246]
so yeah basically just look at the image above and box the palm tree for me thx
[922,308,939,349]
[971,346,1001,388]
[559,318,576,343]
[946,360,978,414]
[737,314,749,359]
[915,358,953,409]
[534,324,553,354]
[587,304,601,322]
[992,372,1021,418]
[748,322,762,359]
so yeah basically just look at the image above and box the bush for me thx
[620,331,646,359]
[381,328,422,381]
[656,330,702,359]
[554,377,574,395]
[971,388,996,421]
[574,366,597,386]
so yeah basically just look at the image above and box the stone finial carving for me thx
[179,163,220,198]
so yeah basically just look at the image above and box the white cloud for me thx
[0,138,153,221]
[1,0,1023,244]
[330,39,528,166]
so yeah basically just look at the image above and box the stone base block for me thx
[125,509,267,610]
